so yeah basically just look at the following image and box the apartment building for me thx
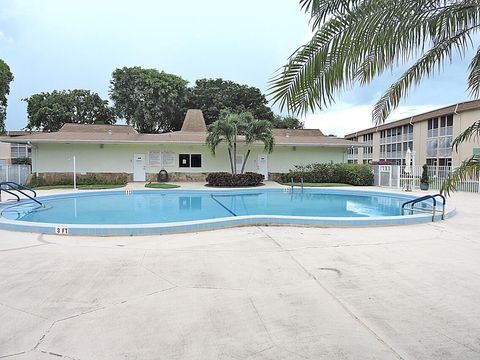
[0,131,33,165]
[345,100,480,167]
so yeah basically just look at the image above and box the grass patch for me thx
[280,182,352,187]
[32,184,126,190]
[145,183,180,189]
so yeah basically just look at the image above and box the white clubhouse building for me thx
[7,110,361,182]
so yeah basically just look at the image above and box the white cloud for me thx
[302,103,445,137]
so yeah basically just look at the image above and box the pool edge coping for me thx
[0,187,456,235]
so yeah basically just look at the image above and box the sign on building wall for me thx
[162,152,176,166]
[149,151,161,165]
[148,151,176,167]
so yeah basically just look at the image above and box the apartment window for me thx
[179,154,202,168]
[10,143,30,159]
[379,124,413,161]
[347,137,359,161]
[427,114,453,167]
[362,133,373,143]
[427,157,453,167]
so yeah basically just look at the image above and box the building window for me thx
[179,154,190,168]
[347,137,359,161]
[10,143,31,159]
[379,124,413,162]
[427,114,453,168]
[179,154,202,168]
[191,154,202,168]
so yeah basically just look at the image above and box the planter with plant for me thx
[420,164,429,190]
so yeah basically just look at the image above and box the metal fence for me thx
[0,164,32,185]
[372,165,480,192]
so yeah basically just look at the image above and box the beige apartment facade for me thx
[0,131,33,165]
[345,100,480,168]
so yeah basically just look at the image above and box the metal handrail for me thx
[290,178,305,192]
[0,188,20,202]
[0,181,37,197]
[0,181,42,206]
[432,194,446,220]
[401,193,446,221]
[402,195,436,210]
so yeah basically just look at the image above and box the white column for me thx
[73,156,77,190]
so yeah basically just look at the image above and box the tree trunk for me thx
[228,148,234,174]
[240,149,251,174]
[233,127,237,175]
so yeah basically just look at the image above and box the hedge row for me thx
[28,173,129,187]
[282,163,374,186]
[206,172,264,187]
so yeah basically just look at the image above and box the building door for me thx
[257,154,268,180]
[133,154,146,181]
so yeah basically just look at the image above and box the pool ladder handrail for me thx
[401,194,446,221]
[290,178,304,192]
[0,181,43,206]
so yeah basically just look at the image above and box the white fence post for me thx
[395,166,401,188]
[0,164,31,185]
[372,164,480,193]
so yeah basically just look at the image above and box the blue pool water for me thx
[0,189,417,225]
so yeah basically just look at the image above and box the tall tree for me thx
[269,0,480,124]
[186,78,274,125]
[24,89,115,132]
[271,115,304,129]
[206,111,274,174]
[110,67,188,133]
[0,59,14,133]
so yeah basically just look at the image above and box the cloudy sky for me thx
[0,0,476,136]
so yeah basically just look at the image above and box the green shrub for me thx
[206,172,264,187]
[27,173,129,187]
[420,164,429,185]
[11,157,31,165]
[282,163,374,186]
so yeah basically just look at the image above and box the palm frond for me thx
[300,0,364,28]
[270,0,480,120]
[372,28,473,125]
[468,46,480,96]
[440,155,480,195]
[452,119,480,150]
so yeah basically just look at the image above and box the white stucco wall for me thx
[31,142,347,175]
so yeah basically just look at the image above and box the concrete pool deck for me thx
[0,186,479,359]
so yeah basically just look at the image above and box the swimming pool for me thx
[0,188,454,235]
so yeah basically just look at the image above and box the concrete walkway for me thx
[0,189,479,359]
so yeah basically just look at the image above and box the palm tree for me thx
[269,0,480,125]
[240,113,274,173]
[206,112,274,174]
[441,121,480,195]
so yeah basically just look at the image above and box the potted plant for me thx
[420,164,429,190]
